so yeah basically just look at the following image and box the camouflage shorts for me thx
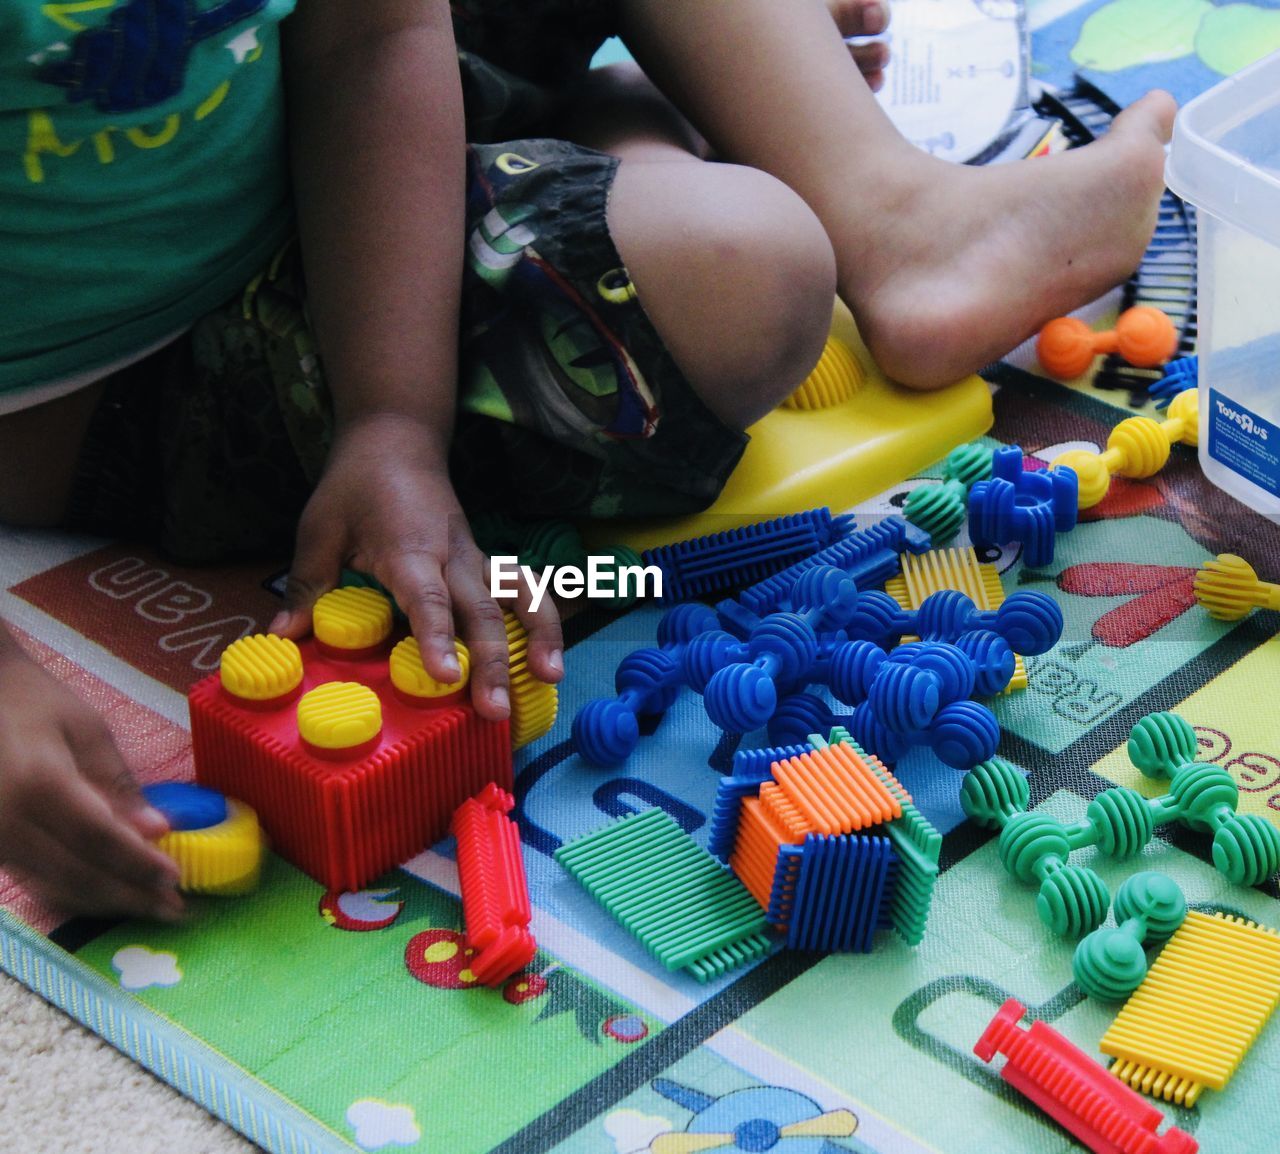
[69,2,747,562]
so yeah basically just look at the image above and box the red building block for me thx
[190,630,511,891]
[452,783,536,986]
[974,999,1197,1154]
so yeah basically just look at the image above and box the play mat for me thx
[5,341,1280,1153]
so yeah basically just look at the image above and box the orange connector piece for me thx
[975,999,1197,1154]
[1037,306,1178,381]
[452,783,536,987]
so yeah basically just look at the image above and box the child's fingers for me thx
[450,561,512,721]
[830,0,889,38]
[63,713,170,841]
[382,551,462,684]
[850,40,889,84]
[496,565,564,684]
[30,768,181,894]
[11,824,183,923]
[271,512,346,637]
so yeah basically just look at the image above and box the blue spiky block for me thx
[644,508,853,602]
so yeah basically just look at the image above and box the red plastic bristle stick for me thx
[452,784,536,986]
[974,999,1197,1154]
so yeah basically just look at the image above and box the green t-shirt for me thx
[0,0,297,393]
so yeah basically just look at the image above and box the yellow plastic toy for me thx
[1100,910,1280,1106]
[143,783,265,897]
[1051,388,1198,510]
[1193,553,1280,621]
[581,300,993,553]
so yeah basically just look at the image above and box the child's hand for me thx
[0,643,184,920]
[270,412,564,720]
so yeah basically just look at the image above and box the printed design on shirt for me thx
[23,0,272,182]
[36,0,269,113]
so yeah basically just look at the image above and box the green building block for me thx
[555,808,771,982]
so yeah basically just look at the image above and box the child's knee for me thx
[610,159,836,428]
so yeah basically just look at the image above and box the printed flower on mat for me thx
[605,1108,672,1154]
[111,946,181,991]
[346,1099,421,1150]
[403,928,480,989]
[319,888,405,931]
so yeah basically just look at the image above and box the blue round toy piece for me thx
[845,590,903,646]
[968,445,1078,569]
[868,661,940,734]
[929,699,1001,769]
[953,629,1015,695]
[994,592,1064,656]
[614,647,681,713]
[705,663,778,733]
[141,783,228,832]
[572,697,640,766]
[656,601,719,646]
[826,639,885,705]
[681,630,743,693]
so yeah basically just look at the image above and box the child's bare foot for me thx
[843,90,1177,388]
[828,0,891,91]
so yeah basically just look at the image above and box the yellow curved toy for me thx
[1194,553,1280,621]
[505,612,558,749]
[581,300,993,553]
[1052,388,1198,510]
[158,801,264,896]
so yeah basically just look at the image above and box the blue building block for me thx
[770,834,896,952]
[1149,354,1197,411]
[643,508,853,602]
[968,446,1078,569]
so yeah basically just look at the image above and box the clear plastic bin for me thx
[1165,49,1280,519]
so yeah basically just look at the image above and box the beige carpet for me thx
[0,968,256,1154]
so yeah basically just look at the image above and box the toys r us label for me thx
[1208,388,1280,500]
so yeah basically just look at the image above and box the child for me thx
[0,0,1175,921]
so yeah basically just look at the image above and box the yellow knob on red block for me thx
[297,682,382,751]
[312,586,393,652]
[219,634,304,702]
[390,636,471,700]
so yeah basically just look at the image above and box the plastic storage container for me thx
[1165,49,1280,519]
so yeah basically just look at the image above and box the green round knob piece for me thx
[960,758,1029,829]
[999,812,1070,883]
[1087,787,1156,858]
[1212,813,1280,887]
[1037,864,1110,938]
[1169,762,1238,832]
[1113,871,1186,942]
[1073,925,1148,1001]
[1128,712,1198,780]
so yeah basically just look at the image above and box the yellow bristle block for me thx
[1100,910,1280,1106]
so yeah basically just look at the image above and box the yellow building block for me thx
[1100,910,1280,1106]
[883,547,1027,692]
[581,301,993,554]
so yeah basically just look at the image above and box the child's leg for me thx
[0,383,104,526]
[616,0,1176,389]
[559,64,838,430]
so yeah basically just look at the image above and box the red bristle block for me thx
[452,783,536,987]
[190,635,512,891]
[974,999,1197,1154]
